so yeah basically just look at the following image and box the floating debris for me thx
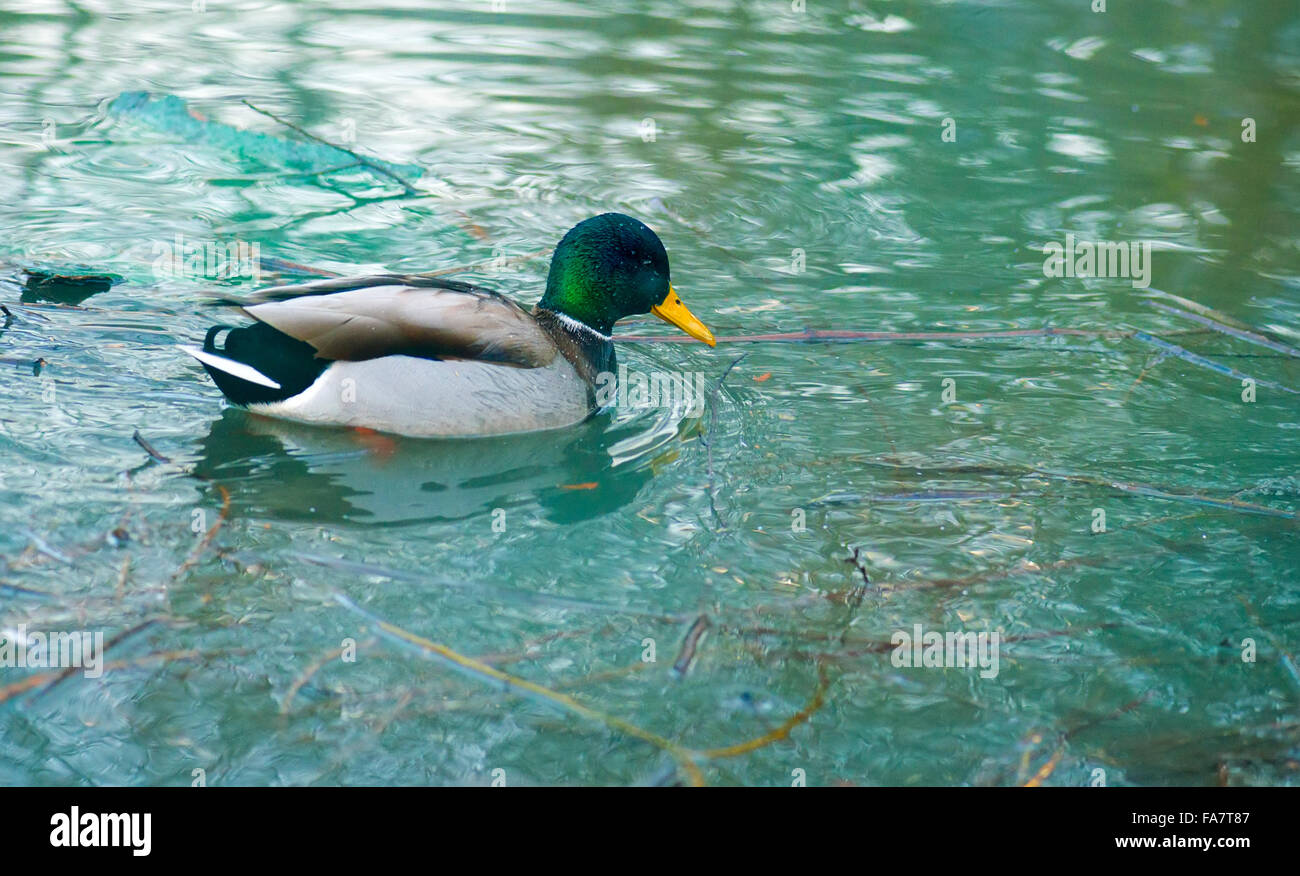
[106,91,423,187]
[20,267,121,305]
[0,355,49,376]
[1143,300,1300,358]
[844,547,872,605]
[19,529,73,565]
[131,430,172,464]
[335,593,828,786]
[1133,331,1300,395]
[671,614,711,679]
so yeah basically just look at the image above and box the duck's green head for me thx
[538,213,715,345]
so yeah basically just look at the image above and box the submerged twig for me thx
[335,595,829,785]
[671,615,711,680]
[844,547,871,604]
[131,429,171,463]
[115,555,130,601]
[836,548,872,644]
[19,530,72,565]
[172,485,231,579]
[241,100,419,195]
[33,617,170,700]
[1132,331,1300,394]
[697,664,830,759]
[280,639,376,717]
[1143,300,1300,358]
[0,580,57,599]
[1021,745,1066,787]
[847,456,1299,521]
[1237,594,1300,694]
[1020,690,1152,787]
[0,649,206,705]
[1121,353,1166,405]
[773,623,1121,663]
[335,592,707,784]
[1146,289,1279,335]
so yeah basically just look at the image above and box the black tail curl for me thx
[197,321,329,407]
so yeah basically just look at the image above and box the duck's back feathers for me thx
[237,275,559,366]
[219,273,485,305]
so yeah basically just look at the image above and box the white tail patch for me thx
[180,345,281,389]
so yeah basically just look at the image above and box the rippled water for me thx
[1,0,1299,786]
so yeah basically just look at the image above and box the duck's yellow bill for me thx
[651,287,716,347]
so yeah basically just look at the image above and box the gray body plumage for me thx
[249,354,593,438]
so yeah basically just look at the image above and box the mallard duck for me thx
[182,213,716,438]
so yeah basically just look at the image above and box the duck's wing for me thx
[220,274,484,305]
[238,275,558,367]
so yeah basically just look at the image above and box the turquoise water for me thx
[1,0,1298,786]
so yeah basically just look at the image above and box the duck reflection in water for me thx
[191,407,653,526]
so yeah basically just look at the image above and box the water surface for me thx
[1,0,1298,786]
